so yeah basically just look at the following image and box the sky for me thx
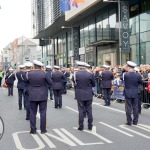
[0,0,32,50]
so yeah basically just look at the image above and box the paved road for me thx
[0,83,150,150]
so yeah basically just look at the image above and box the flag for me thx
[74,0,84,3]
[60,0,71,12]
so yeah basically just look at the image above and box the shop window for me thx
[80,24,85,47]
[96,15,103,41]
[89,19,96,43]
[84,22,89,46]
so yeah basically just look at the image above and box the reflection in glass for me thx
[80,25,85,47]
[96,16,102,41]
[84,22,89,46]
[103,17,109,39]
[89,19,96,43]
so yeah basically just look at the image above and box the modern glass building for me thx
[32,0,150,67]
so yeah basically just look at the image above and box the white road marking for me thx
[138,124,150,130]
[99,122,134,137]
[119,125,150,139]
[135,125,150,132]
[73,126,113,144]
[93,102,125,114]
[65,106,78,113]
[12,131,45,150]
[60,128,104,145]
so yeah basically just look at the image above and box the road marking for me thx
[65,106,78,113]
[73,126,113,144]
[99,122,133,137]
[135,124,150,132]
[93,102,125,114]
[12,131,45,150]
[119,125,150,139]
[138,124,150,131]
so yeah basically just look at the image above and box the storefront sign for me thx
[121,1,130,52]
[73,27,80,61]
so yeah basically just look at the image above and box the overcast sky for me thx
[0,0,32,50]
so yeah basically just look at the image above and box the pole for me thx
[118,0,121,65]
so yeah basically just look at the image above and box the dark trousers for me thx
[138,93,141,113]
[77,100,93,128]
[62,82,67,94]
[103,88,111,105]
[18,89,25,109]
[30,100,47,132]
[125,97,139,124]
[8,84,13,95]
[96,80,101,94]
[25,91,30,119]
[0,77,2,86]
[48,87,53,99]
[53,90,62,108]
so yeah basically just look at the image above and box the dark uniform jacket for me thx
[16,71,25,89]
[5,72,16,84]
[51,71,64,90]
[45,69,52,88]
[28,70,52,101]
[101,70,114,88]
[124,71,142,98]
[74,70,95,101]
[62,70,70,83]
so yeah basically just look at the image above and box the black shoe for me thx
[59,106,62,108]
[50,98,53,100]
[41,130,47,134]
[125,122,131,126]
[88,127,93,131]
[78,126,83,131]
[19,108,22,110]
[30,131,37,134]
[103,104,108,106]
[26,118,30,120]
[133,122,137,125]
[54,107,58,109]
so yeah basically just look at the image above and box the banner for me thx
[60,0,71,12]
[121,1,130,52]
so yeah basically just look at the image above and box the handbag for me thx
[3,81,8,88]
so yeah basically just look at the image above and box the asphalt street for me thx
[0,81,150,150]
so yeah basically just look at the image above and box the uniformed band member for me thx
[45,65,53,100]
[16,65,25,110]
[124,61,142,125]
[27,60,52,134]
[51,66,64,108]
[24,62,33,120]
[5,68,16,96]
[101,65,114,106]
[74,61,95,131]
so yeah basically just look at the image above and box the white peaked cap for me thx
[24,62,33,67]
[46,65,52,69]
[103,65,110,68]
[19,65,25,69]
[127,61,137,68]
[33,60,44,67]
[76,61,86,66]
[84,63,91,67]
[53,65,60,69]
[134,67,140,72]
[9,68,13,71]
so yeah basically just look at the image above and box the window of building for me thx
[89,19,96,43]
[140,0,150,14]
[103,12,109,40]
[67,31,72,51]
[84,22,89,46]
[96,15,103,41]
[130,4,139,18]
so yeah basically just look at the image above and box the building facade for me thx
[32,0,150,67]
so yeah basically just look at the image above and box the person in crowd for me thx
[101,65,114,106]
[16,65,26,110]
[124,61,142,125]
[51,66,64,109]
[23,62,33,120]
[142,64,150,81]
[0,68,4,87]
[5,68,16,96]
[45,65,53,100]
[61,67,70,94]
[27,60,52,134]
[73,61,95,131]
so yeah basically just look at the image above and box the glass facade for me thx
[130,0,150,65]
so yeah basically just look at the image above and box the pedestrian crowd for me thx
[1,60,150,133]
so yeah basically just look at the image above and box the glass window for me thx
[129,16,139,35]
[140,42,146,64]
[96,15,103,41]
[109,10,116,40]
[140,0,150,14]
[145,42,150,63]
[67,31,72,51]
[84,22,89,46]
[103,17,109,39]
[80,25,85,47]
[131,44,139,65]
[140,13,150,33]
[89,19,96,43]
